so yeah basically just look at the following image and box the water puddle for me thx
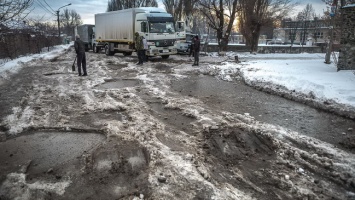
[0,131,105,175]
[171,75,355,152]
[148,102,195,135]
[96,79,139,90]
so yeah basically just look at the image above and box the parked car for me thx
[177,33,195,55]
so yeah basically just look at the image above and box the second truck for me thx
[94,7,185,59]
[74,24,95,52]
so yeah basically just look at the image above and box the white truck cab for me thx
[94,7,184,59]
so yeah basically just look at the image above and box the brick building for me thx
[337,5,355,70]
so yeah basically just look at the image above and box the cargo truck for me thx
[74,24,95,51]
[94,7,183,59]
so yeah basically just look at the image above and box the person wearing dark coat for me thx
[74,35,87,76]
[189,37,194,57]
[192,35,200,66]
[134,32,145,65]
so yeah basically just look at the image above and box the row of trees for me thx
[0,0,83,59]
[0,0,82,37]
[107,0,296,52]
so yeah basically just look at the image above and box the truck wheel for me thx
[105,45,114,56]
[123,52,132,56]
[161,55,169,59]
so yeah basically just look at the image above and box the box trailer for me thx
[94,7,183,59]
[74,24,95,51]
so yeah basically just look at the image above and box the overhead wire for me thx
[42,0,55,13]
[35,0,55,15]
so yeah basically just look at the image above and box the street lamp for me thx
[56,3,72,37]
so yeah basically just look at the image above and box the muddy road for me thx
[0,48,354,200]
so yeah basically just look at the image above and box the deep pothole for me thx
[0,131,105,176]
[96,79,140,90]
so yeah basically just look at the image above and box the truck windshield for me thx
[149,22,175,33]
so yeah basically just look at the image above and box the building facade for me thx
[273,18,339,47]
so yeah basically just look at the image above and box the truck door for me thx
[141,22,148,33]
[176,21,186,41]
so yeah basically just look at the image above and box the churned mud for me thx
[0,48,354,199]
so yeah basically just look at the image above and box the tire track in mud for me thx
[131,58,355,199]
[1,51,355,199]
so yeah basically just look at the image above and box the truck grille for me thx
[155,39,175,47]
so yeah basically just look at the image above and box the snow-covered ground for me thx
[0,44,73,79]
[197,52,355,118]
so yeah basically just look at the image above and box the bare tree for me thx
[0,0,33,28]
[238,0,295,53]
[295,4,316,47]
[162,0,199,24]
[163,0,182,22]
[199,0,238,52]
[107,0,158,11]
[286,17,302,47]
[301,3,315,20]
[60,8,82,37]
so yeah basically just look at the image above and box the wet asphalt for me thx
[171,74,355,153]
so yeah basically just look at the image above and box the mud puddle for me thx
[171,75,355,153]
[148,102,195,135]
[201,126,281,199]
[0,131,105,180]
[0,133,152,199]
[60,136,151,199]
[96,79,139,90]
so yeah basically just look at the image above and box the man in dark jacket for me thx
[134,32,145,65]
[74,35,87,76]
[189,36,194,57]
[192,35,200,66]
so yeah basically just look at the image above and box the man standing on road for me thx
[134,32,144,65]
[74,35,87,76]
[192,35,200,66]
[189,36,194,57]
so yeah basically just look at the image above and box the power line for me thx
[35,3,54,15]
[42,0,55,13]
[36,0,55,15]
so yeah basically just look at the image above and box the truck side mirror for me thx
[177,22,184,31]
[141,22,147,33]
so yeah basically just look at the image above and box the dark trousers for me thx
[194,51,199,64]
[77,52,87,75]
[138,50,145,64]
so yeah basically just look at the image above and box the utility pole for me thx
[56,3,72,38]
[57,10,60,37]
[325,0,338,64]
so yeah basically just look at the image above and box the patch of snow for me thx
[5,106,34,135]
[0,43,72,79]
[0,173,71,199]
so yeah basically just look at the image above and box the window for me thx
[149,22,175,33]
[288,32,296,40]
[315,32,323,39]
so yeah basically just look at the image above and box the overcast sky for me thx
[30,0,328,25]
